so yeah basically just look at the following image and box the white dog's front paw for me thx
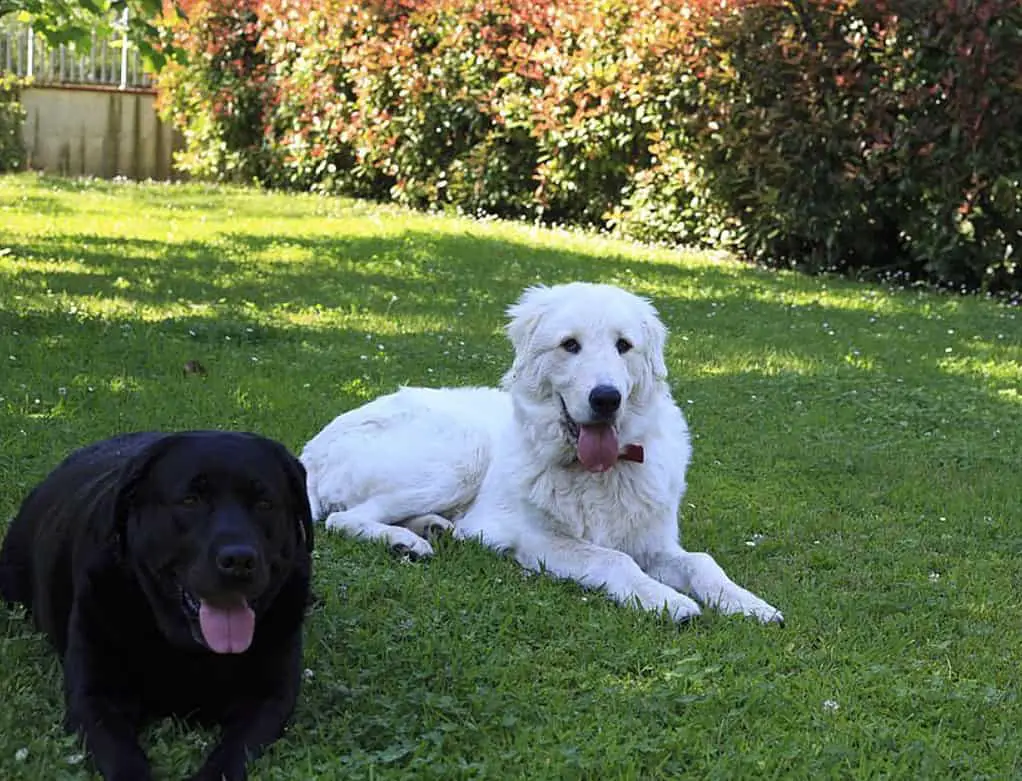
[663,593,703,623]
[716,594,784,625]
[750,602,784,625]
[633,583,702,623]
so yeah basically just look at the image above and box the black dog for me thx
[0,431,314,781]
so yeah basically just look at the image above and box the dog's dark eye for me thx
[616,338,633,354]
[254,498,274,512]
[180,494,200,507]
[561,338,581,354]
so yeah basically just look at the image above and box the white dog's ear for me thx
[505,285,551,353]
[642,303,669,380]
[502,285,552,389]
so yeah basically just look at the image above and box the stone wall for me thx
[21,85,183,180]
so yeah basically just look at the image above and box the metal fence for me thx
[0,13,153,90]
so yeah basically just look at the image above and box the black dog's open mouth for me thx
[179,585,255,655]
[180,587,201,617]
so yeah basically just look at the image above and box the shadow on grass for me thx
[2,193,75,217]
[4,227,1018,336]
[8,175,348,221]
[3,224,1019,536]
[3,226,1018,406]
[1,223,1019,517]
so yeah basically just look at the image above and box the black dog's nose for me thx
[589,385,622,419]
[216,544,258,581]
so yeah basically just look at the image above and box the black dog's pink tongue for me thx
[577,424,620,472]
[199,598,255,654]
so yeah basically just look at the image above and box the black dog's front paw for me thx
[65,711,153,781]
[188,755,247,781]
[89,752,153,781]
[110,767,154,781]
[188,767,245,781]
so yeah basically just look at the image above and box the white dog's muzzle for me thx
[558,393,644,472]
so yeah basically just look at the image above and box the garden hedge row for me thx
[157,0,1022,294]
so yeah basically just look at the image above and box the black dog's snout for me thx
[588,385,622,419]
[215,544,258,582]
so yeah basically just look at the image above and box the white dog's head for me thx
[501,282,669,472]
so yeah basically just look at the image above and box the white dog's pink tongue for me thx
[199,598,255,654]
[578,424,620,472]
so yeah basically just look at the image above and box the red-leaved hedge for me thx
[681,0,1022,293]
[157,0,1022,294]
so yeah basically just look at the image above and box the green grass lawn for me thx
[1,173,1020,780]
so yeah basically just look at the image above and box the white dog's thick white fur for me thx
[302,282,782,624]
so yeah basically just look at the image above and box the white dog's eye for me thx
[616,338,633,354]
[561,338,581,354]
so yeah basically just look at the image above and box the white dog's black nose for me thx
[589,385,622,419]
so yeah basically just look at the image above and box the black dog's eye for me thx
[180,494,200,507]
[254,498,274,512]
[561,338,581,354]
[616,338,633,354]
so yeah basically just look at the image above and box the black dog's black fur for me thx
[0,431,314,781]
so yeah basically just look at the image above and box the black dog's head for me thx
[114,432,313,654]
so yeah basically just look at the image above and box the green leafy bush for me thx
[681,0,1022,293]
[157,0,1022,293]
[157,0,270,182]
[0,75,26,173]
[159,0,706,224]
[255,1,369,197]
[259,0,546,215]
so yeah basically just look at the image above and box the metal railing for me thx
[0,12,154,89]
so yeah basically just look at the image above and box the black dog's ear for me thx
[293,459,315,555]
[268,441,314,554]
[111,434,176,555]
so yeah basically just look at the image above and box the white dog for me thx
[301,283,782,624]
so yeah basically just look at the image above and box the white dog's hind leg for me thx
[644,549,783,624]
[324,494,438,559]
[399,514,455,539]
[490,529,703,623]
